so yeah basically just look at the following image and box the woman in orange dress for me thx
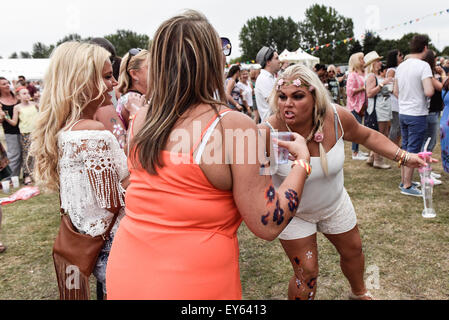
[106,10,310,300]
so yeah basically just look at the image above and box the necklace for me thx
[285,122,316,143]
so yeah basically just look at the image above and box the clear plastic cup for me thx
[272,132,293,165]
[11,176,20,189]
[2,181,10,194]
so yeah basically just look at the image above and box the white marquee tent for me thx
[279,48,320,69]
[0,59,50,80]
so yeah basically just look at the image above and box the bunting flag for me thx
[304,8,449,53]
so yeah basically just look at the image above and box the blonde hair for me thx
[29,41,111,191]
[327,64,337,73]
[117,49,150,94]
[348,52,364,72]
[269,64,333,176]
[131,10,226,174]
[364,61,378,75]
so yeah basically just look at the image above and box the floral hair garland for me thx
[276,78,315,93]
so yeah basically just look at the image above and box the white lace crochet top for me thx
[58,130,128,237]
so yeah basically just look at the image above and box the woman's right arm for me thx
[222,113,310,241]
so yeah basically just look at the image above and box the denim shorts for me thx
[399,114,427,153]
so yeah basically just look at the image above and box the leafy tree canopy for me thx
[105,30,150,57]
[299,4,354,64]
[239,16,301,62]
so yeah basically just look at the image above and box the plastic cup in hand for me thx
[272,132,293,165]
[11,176,20,188]
[418,151,437,219]
[1,181,10,194]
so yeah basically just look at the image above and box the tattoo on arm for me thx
[285,189,299,213]
[260,186,299,227]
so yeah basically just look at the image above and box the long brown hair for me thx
[131,10,226,174]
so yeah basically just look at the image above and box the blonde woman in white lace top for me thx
[30,42,128,298]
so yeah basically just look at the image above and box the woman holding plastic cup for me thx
[260,64,428,300]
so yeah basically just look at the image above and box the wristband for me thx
[292,159,312,178]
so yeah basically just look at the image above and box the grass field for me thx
[0,142,448,300]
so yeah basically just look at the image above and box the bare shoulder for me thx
[72,119,106,131]
[220,110,257,130]
[334,104,355,126]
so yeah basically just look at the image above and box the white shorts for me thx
[278,191,357,240]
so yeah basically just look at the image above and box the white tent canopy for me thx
[0,59,50,81]
[279,48,320,69]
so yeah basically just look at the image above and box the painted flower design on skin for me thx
[314,132,324,143]
[261,212,270,226]
[307,277,317,289]
[265,186,276,204]
[285,189,299,213]
[306,251,313,260]
[273,200,285,225]
[113,124,124,136]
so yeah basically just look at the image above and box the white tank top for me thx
[267,105,347,223]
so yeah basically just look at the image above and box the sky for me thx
[1,0,448,60]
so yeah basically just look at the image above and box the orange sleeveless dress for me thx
[106,110,243,300]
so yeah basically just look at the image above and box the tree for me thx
[105,30,150,57]
[31,42,55,58]
[348,40,363,56]
[442,46,449,57]
[9,52,18,59]
[239,16,301,62]
[56,33,83,46]
[298,4,354,64]
[20,51,32,59]
[362,31,382,54]
[374,39,399,58]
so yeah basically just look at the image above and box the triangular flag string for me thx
[304,8,449,53]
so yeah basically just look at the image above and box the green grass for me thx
[0,142,448,300]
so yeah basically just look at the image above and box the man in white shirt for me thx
[255,47,281,122]
[394,34,435,197]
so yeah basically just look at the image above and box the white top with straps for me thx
[268,105,348,223]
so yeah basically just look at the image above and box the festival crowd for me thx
[0,10,448,300]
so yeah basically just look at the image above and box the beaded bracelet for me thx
[292,159,312,178]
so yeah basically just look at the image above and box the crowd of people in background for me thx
[0,9,447,301]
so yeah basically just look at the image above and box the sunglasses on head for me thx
[125,48,143,77]
[221,37,232,56]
